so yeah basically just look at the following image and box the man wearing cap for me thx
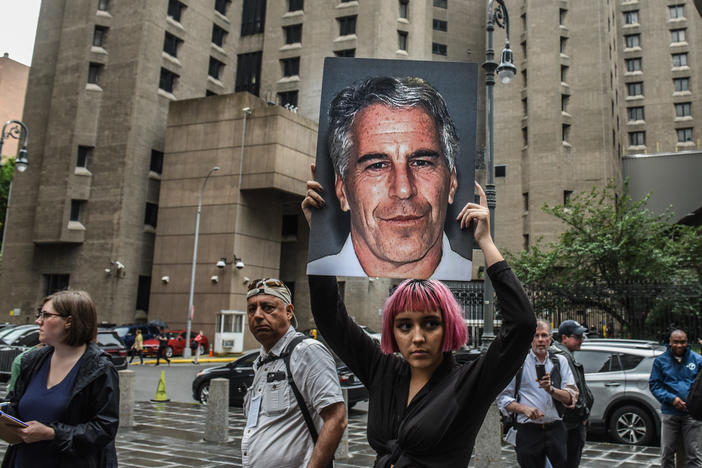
[551,320,594,468]
[242,278,347,468]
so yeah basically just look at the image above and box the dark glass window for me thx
[45,274,70,296]
[629,131,645,146]
[212,24,227,46]
[281,57,300,77]
[433,0,447,8]
[88,63,103,85]
[494,164,506,177]
[675,102,691,117]
[399,0,409,19]
[150,150,163,174]
[334,49,355,57]
[677,128,693,142]
[624,10,638,25]
[560,36,567,54]
[284,24,302,44]
[288,0,303,11]
[433,19,447,31]
[627,82,643,97]
[70,200,83,222]
[168,0,185,22]
[163,32,182,57]
[282,214,298,237]
[98,0,110,11]
[145,202,158,227]
[671,29,686,43]
[619,354,644,371]
[563,190,573,205]
[241,0,267,36]
[209,57,224,80]
[432,42,447,56]
[669,5,685,19]
[559,8,566,25]
[672,53,687,67]
[562,124,570,142]
[136,276,151,312]
[627,106,644,121]
[624,34,640,48]
[215,0,231,15]
[77,146,92,168]
[278,90,298,107]
[398,31,408,51]
[674,77,689,92]
[561,65,568,82]
[338,16,357,36]
[625,58,642,72]
[235,51,262,95]
[93,26,108,47]
[573,350,614,374]
[206,90,218,96]
[159,68,178,93]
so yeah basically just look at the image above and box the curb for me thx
[128,354,243,365]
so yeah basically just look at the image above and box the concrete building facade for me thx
[0,54,29,160]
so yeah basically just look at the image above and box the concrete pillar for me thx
[118,369,135,428]
[205,378,229,443]
[335,388,349,459]
[473,401,502,467]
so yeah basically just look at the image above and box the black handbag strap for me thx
[282,335,319,442]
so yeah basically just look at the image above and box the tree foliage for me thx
[507,180,701,337]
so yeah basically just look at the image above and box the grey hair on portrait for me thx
[535,319,550,331]
[327,76,460,180]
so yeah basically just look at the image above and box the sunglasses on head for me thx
[247,278,286,291]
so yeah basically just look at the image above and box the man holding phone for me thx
[498,320,579,468]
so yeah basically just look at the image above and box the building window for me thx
[624,34,640,49]
[560,65,568,82]
[163,32,182,57]
[433,0,447,8]
[522,127,528,146]
[627,81,643,97]
[97,0,110,12]
[77,146,92,168]
[561,94,569,113]
[669,5,685,19]
[675,102,691,117]
[144,202,158,228]
[522,69,527,86]
[235,51,262,95]
[559,8,567,25]
[278,90,298,107]
[495,165,506,178]
[209,57,224,80]
[560,37,567,54]
[522,192,529,212]
[241,0,266,36]
[88,63,103,85]
[70,200,84,222]
[563,190,573,206]
[432,42,447,56]
[672,53,687,67]
[215,0,231,15]
[282,214,298,238]
[212,24,227,47]
[433,19,447,31]
[167,0,185,22]
[562,123,571,142]
[45,274,70,296]
[398,31,408,51]
[677,128,693,142]
[288,0,303,11]
[136,276,151,312]
[674,77,689,92]
[671,29,686,43]
[284,24,302,44]
[206,90,218,96]
[334,49,355,57]
[93,26,108,47]
[624,10,638,25]
[625,58,642,73]
[338,16,357,36]
[281,57,300,77]
[627,106,644,121]
[159,68,178,93]
[399,0,409,19]
[150,150,163,174]
[629,131,645,146]
[522,97,527,115]
[523,234,529,251]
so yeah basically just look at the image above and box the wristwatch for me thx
[548,385,555,395]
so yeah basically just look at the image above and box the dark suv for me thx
[111,324,160,348]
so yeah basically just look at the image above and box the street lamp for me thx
[481,0,515,348]
[0,120,30,256]
[184,165,220,359]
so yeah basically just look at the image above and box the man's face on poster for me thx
[334,103,458,273]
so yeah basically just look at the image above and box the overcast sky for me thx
[0,0,41,66]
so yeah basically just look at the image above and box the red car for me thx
[143,330,208,358]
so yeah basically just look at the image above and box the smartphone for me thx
[535,363,546,380]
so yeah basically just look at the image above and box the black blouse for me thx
[309,260,536,468]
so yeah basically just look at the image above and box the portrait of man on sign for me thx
[306,58,477,280]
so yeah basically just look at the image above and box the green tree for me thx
[507,180,700,336]
[0,157,15,255]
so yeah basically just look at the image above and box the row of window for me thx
[626,77,690,97]
[628,128,694,146]
[624,28,687,49]
[624,4,687,25]
[69,198,158,227]
[627,103,692,122]
[75,146,163,174]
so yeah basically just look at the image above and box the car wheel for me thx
[198,382,210,405]
[608,405,655,445]
[165,346,174,359]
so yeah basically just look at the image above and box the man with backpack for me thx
[498,319,578,468]
[649,329,702,467]
[242,278,346,468]
[551,320,594,468]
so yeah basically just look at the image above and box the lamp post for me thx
[184,165,220,359]
[481,0,516,349]
[0,120,30,256]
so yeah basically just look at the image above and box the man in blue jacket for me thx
[649,329,702,467]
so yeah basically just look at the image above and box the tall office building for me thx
[0,54,30,160]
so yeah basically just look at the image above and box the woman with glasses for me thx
[303,180,536,467]
[2,290,119,468]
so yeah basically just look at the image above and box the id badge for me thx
[246,394,261,428]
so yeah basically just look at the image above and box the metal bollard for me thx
[205,378,229,443]
[118,369,135,429]
[335,388,349,459]
[473,401,502,467]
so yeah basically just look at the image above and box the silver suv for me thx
[573,339,664,445]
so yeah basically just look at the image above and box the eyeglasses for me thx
[569,334,584,340]
[35,309,67,320]
[247,278,286,291]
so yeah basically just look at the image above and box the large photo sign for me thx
[307,58,478,280]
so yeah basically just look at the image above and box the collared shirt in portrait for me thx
[306,232,472,280]
[497,350,578,424]
[241,326,344,468]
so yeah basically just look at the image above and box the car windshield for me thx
[113,326,129,337]
[97,332,122,347]
[166,332,180,339]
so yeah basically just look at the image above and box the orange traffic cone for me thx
[209,345,213,357]
[151,370,170,402]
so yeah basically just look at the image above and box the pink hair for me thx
[380,279,467,354]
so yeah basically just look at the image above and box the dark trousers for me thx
[129,348,143,364]
[565,423,587,468]
[156,346,170,365]
[515,421,568,468]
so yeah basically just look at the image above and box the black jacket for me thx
[310,261,535,468]
[2,343,120,468]
[551,342,594,429]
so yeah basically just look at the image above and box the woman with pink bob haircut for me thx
[380,279,467,354]
[304,182,536,467]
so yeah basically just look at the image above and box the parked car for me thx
[0,325,40,348]
[574,339,664,445]
[111,324,160,349]
[96,329,129,370]
[143,330,188,358]
[192,349,369,407]
[176,329,209,355]
[359,326,382,345]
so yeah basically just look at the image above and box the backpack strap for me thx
[282,335,320,443]
[548,352,565,417]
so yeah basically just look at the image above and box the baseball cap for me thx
[558,320,587,337]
